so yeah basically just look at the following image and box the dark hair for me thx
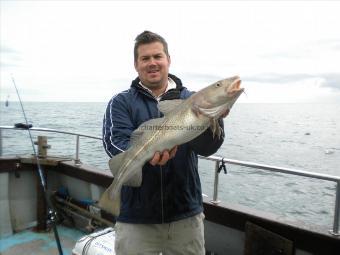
[134,31,169,62]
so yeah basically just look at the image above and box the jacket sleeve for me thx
[188,118,225,157]
[102,94,134,158]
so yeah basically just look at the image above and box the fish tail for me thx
[98,186,121,216]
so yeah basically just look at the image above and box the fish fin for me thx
[98,185,121,216]
[109,152,142,187]
[210,119,217,138]
[210,119,222,139]
[129,129,144,145]
[158,99,183,115]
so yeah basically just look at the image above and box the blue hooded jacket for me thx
[103,74,224,223]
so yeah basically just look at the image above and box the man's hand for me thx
[149,146,178,166]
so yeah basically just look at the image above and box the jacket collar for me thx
[131,74,183,101]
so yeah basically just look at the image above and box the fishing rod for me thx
[11,76,64,255]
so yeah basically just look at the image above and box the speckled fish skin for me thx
[99,76,243,216]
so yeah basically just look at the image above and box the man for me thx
[103,31,225,254]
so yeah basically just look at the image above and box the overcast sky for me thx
[1,1,340,103]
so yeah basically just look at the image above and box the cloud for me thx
[244,73,340,90]
[244,73,313,84]
[319,73,340,90]
[259,38,340,61]
[178,72,225,83]
[1,45,17,54]
[259,51,303,60]
[0,45,22,68]
[0,61,19,68]
[317,38,340,51]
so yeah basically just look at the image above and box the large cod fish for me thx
[99,76,244,216]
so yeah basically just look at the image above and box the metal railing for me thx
[0,126,102,165]
[199,155,340,236]
[1,125,340,235]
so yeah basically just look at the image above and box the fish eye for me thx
[215,83,220,87]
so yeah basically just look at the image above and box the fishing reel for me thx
[217,158,227,174]
[47,208,59,226]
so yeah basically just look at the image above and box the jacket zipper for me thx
[157,105,165,224]
[160,165,164,224]
[138,84,170,223]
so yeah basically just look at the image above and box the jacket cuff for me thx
[189,118,225,157]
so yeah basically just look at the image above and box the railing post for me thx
[210,160,221,204]
[75,135,81,165]
[330,180,340,235]
[0,129,2,156]
[34,136,50,158]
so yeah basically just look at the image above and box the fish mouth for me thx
[226,76,242,94]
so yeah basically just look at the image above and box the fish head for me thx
[191,76,243,118]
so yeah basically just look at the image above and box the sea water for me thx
[1,102,339,228]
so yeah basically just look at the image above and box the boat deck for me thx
[0,225,85,255]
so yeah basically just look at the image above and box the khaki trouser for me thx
[114,213,205,255]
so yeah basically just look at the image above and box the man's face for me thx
[134,41,171,90]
